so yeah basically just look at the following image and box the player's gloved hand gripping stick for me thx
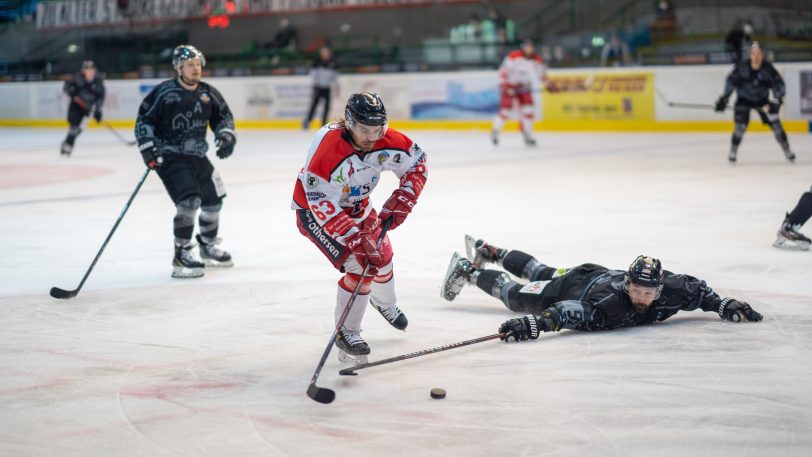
[307,218,392,404]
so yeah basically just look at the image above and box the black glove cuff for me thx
[525,314,539,339]
[138,141,155,152]
[718,297,732,318]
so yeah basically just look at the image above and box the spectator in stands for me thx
[269,17,298,50]
[303,45,339,130]
[725,19,753,64]
[482,8,514,44]
[600,33,632,67]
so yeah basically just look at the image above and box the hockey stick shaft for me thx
[306,218,392,404]
[49,168,151,299]
[655,88,724,110]
[339,333,504,376]
[102,120,137,146]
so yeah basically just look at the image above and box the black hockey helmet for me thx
[625,255,663,288]
[81,60,96,70]
[345,93,387,127]
[172,45,206,69]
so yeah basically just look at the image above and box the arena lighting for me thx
[591,36,605,47]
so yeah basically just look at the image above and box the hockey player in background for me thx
[292,93,428,361]
[441,236,762,341]
[491,38,555,147]
[135,45,237,278]
[60,60,105,156]
[773,186,811,250]
[715,41,795,163]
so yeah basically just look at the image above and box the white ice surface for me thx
[1,127,811,456]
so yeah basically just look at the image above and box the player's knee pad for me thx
[177,196,202,211]
[201,201,222,213]
[174,197,201,226]
[371,271,396,306]
[340,272,373,294]
[68,126,82,137]
[769,121,785,135]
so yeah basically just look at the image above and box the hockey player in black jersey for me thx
[135,45,237,278]
[715,41,795,163]
[61,60,105,156]
[441,236,762,342]
[773,186,812,251]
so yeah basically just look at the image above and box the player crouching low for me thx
[441,236,762,341]
[292,93,428,362]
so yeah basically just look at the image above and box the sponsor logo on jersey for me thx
[377,151,390,164]
[392,153,402,164]
[306,191,327,200]
[519,281,546,294]
[299,211,342,261]
[333,169,345,184]
[305,174,319,189]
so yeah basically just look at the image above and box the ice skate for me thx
[464,235,506,268]
[441,252,475,302]
[172,243,205,278]
[491,130,499,146]
[371,299,408,331]
[783,149,796,163]
[335,327,370,363]
[773,215,810,251]
[524,135,537,147]
[728,148,737,163]
[60,141,72,156]
[196,235,233,267]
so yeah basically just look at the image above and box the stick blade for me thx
[307,384,335,404]
[338,368,358,376]
[50,287,77,299]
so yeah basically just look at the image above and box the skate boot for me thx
[524,135,537,147]
[441,252,475,302]
[371,299,408,331]
[783,149,796,162]
[773,214,810,251]
[728,148,737,163]
[172,243,205,278]
[196,235,233,267]
[60,141,73,156]
[464,235,507,268]
[491,130,499,146]
[335,327,370,363]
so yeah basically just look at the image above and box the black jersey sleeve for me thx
[208,86,236,140]
[541,299,611,331]
[722,65,741,99]
[93,77,106,111]
[656,272,722,321]
[765,63,786,100]
[63,75,79,97]
[134,84,164,147]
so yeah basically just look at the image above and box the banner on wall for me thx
[409,77,500,120]
[543,71,655,121]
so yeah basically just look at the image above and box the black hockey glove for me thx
[499,315,540,342]
[768,98,782,115]
[714,96,728,112]
[215,132,236,159]
[138,140,163,169]
[93,110,102,123]
[718,298,762,322]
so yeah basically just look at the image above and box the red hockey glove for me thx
[346,229,386,270]
[379,189,417,231]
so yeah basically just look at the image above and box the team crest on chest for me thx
[200,92,211,103]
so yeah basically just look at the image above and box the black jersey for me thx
[63,73,105,112]
[135,79,235,158]
[722,61,785,106]
[536,264,723,331]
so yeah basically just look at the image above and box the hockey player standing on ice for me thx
[292,93,428,360]
[441,237,762,341]
[773,186,812,250]
[491,38,555,147]
[715,41,795,163]
[135,45,237,279]
[60,60,105,156]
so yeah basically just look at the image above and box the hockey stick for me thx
[339,333,504,376]
[306,218,393,404]
[101,120,137,146]
[49,168,151,299]
[655,88,723,110]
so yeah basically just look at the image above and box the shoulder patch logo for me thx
[305,173,319,189]
[377,151,390,164]
[334,168,345,184]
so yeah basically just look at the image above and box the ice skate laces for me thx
[376,304,403,322]
[340,328,365,346]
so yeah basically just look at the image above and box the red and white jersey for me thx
[498,50,546,89]
[292,123,428,244]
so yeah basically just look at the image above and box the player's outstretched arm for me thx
[718,298,762,322]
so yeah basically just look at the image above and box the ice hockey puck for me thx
[430,388,446,399]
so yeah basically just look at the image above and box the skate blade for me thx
[773,238,810,251]
[171,266,205,278]
[202,258,234,268]
[337,350,368,364]
[441,252,465,302]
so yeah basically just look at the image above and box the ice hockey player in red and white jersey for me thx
[491,39,555,147]
[292,93,428,361]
